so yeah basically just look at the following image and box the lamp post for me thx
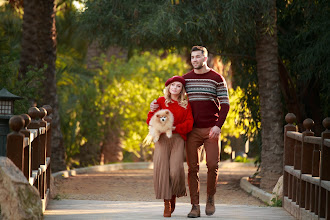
[0,88,22,156]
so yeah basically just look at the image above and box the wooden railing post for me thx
[43,105,52,157]
[38,107,47,199]
[300,118,314,209]
[38,107,47,165]
[6,116,25,171]
[283,114,329,219]
[5,105,53,213]
[27,107,41,191]
[20,114,31,180]
[311,136,321,214]
[293,121,302,205]
[283,113,296,200]
[319,117,330,218]
[42,105,52,194]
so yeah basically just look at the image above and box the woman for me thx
[147,76,194,217]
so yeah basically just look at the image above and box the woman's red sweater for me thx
[146,97,194,141]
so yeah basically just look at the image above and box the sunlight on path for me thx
[44,200,295,220]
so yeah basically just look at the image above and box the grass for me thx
[234,155,253,163]
[270,196,282,207]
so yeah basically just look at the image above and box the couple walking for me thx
[146,46,230,218]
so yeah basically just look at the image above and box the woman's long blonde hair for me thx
[164,83,188,109]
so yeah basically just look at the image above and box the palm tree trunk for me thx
[39,0,66,172]
[18,0,39,78]
[100,116,123,164]
[256,0,283,191]
[19,0,66,171]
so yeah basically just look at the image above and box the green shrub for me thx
[234,155,251,163]
[270,196,282,207]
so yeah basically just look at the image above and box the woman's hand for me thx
[150,99,159,112]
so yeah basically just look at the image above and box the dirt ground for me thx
[53,162,266,206]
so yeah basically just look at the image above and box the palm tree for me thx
[255,0,283,190]
[19,0,66,171]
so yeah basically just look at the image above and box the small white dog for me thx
[143,109,174,145]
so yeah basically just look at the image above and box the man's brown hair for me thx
[191,46,208,57]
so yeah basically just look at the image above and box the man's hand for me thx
[150,99,159,112]
[209,126,221,139]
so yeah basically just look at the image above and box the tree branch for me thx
[208,50,256,60]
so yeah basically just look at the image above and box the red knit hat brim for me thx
[165,76,186,87]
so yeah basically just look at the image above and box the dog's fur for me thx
[143,109,174,145]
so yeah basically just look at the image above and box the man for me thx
[150,46,229,218]
[184,46,229,218]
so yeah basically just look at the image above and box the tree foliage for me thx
[277,0,330,133]
[81,0,268,53]
[2,0,328,170]
[57,51,189,166]
[79,0,274,161]
[0,5,44,114]
[81,0,329,136]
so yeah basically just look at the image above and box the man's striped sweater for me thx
[183,69,230,128]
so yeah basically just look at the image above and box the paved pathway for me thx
[44,200,295,219]
[44,162,295,219]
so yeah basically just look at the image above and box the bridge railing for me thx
[6,105,52,213]
[283,113,330,219]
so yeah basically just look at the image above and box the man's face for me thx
[191,50,206,70]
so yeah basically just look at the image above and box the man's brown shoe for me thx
[164,199,171,217]
[205,194,215,216]
[170,195,176,213]
[187,204,200,218]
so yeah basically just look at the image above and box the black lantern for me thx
[0,88,22,156]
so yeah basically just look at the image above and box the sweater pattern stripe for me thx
[185,79,229,105]
[183,69,230,128]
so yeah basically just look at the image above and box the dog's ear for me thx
[165,110,169,115]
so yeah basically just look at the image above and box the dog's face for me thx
[156,110,170,123]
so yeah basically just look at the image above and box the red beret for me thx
[165,76,186,87]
